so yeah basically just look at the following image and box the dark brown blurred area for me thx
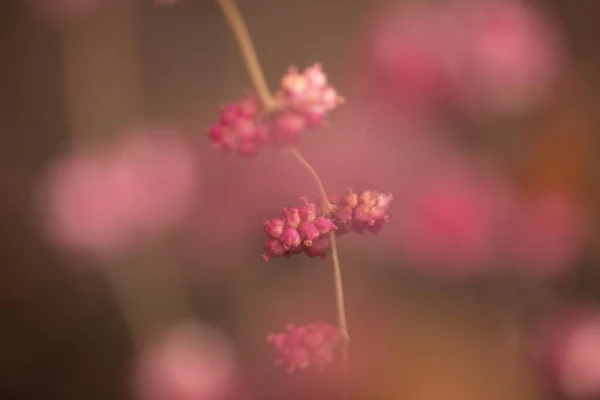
[1,0,600,399]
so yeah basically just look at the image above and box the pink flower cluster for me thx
[263,198,337,261]
[271,64,345,142]
[208,95,269,157]
[262,189,394,262]
[208,64,344,156]
[39,131,198,258]
[329,188,393,235]
[267,322,340,373]
[133,322,235,400]
[367,0,565,118]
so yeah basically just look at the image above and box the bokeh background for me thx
[1,0,600,399]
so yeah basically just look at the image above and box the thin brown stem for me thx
[217,0,350,390]
[288,148,351,347]
[217,0,278,111]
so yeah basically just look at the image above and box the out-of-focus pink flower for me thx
[447,0,566,118]
[274,63,345,134]
[502,193,586,278]
[329,188,393,235]
[367,0,462,111]
[394,161,511,276]
[267,322,340,373]
[359,0,564,119]
[133,321,236,400]
[208,95,269,157]
[535,310,600,398]
[39,129,199,258]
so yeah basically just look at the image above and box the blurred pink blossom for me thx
[39,129,199,258]
[535,309,600,398]
[267,322,340,373]
[502,193,587,278]
[393,158,512,276]
[365,0,461,113]
[447,0,566,118]
[133,321,236,400]
[358,0,565,119]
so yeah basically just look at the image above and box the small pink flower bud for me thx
[343,189,359,209]
[304,236,331,259]
[299,198,317,222]
[264,218,285,239]
[267,322,340,373]
[331,206,354,235]
[272,110,307,145]
[282,207,302,228]
[208,94,269,157]
[313,216,337,235]
[298,221,320,246]
[280,226,302,251]
[263,238,286,262]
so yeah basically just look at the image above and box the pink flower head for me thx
[39,130,199,258]
[503,192,586,278]
[446,0,566,118]
[262,198,336,261]
[368,0,462,110]
[208,94,269,157]
[536,310,600,398]
[329,188,393,235]
[133,321,235,400]
[272,64,344,144]
[395,165,510,275]
[267,322,340,373]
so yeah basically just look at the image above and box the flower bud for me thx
[299,198,317,222]
[264,218,285,239]
[282,207,301,228]
[267,322,340,373]
[263,238,286,261]
[281,226,302,251]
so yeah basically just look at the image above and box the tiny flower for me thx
[282,207,302,228]
[263,238,286,262]
[299,197,317,222]
[304,236,331,259]
[329,188,393,235]
[271,63,345,145]
[297,222,320,246]
[267,322,340,373]
[262,198,337,261]
[271,110,307,144]
[208,95,269,157]
[264,218,285,239]
[281,226,302,251]
[313,217,337,235]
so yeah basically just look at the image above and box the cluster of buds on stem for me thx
[208,64,344,156]
[263,198,337,261]
[329,188,393,235]
[208,95,269,157]
[267,322,340,373]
